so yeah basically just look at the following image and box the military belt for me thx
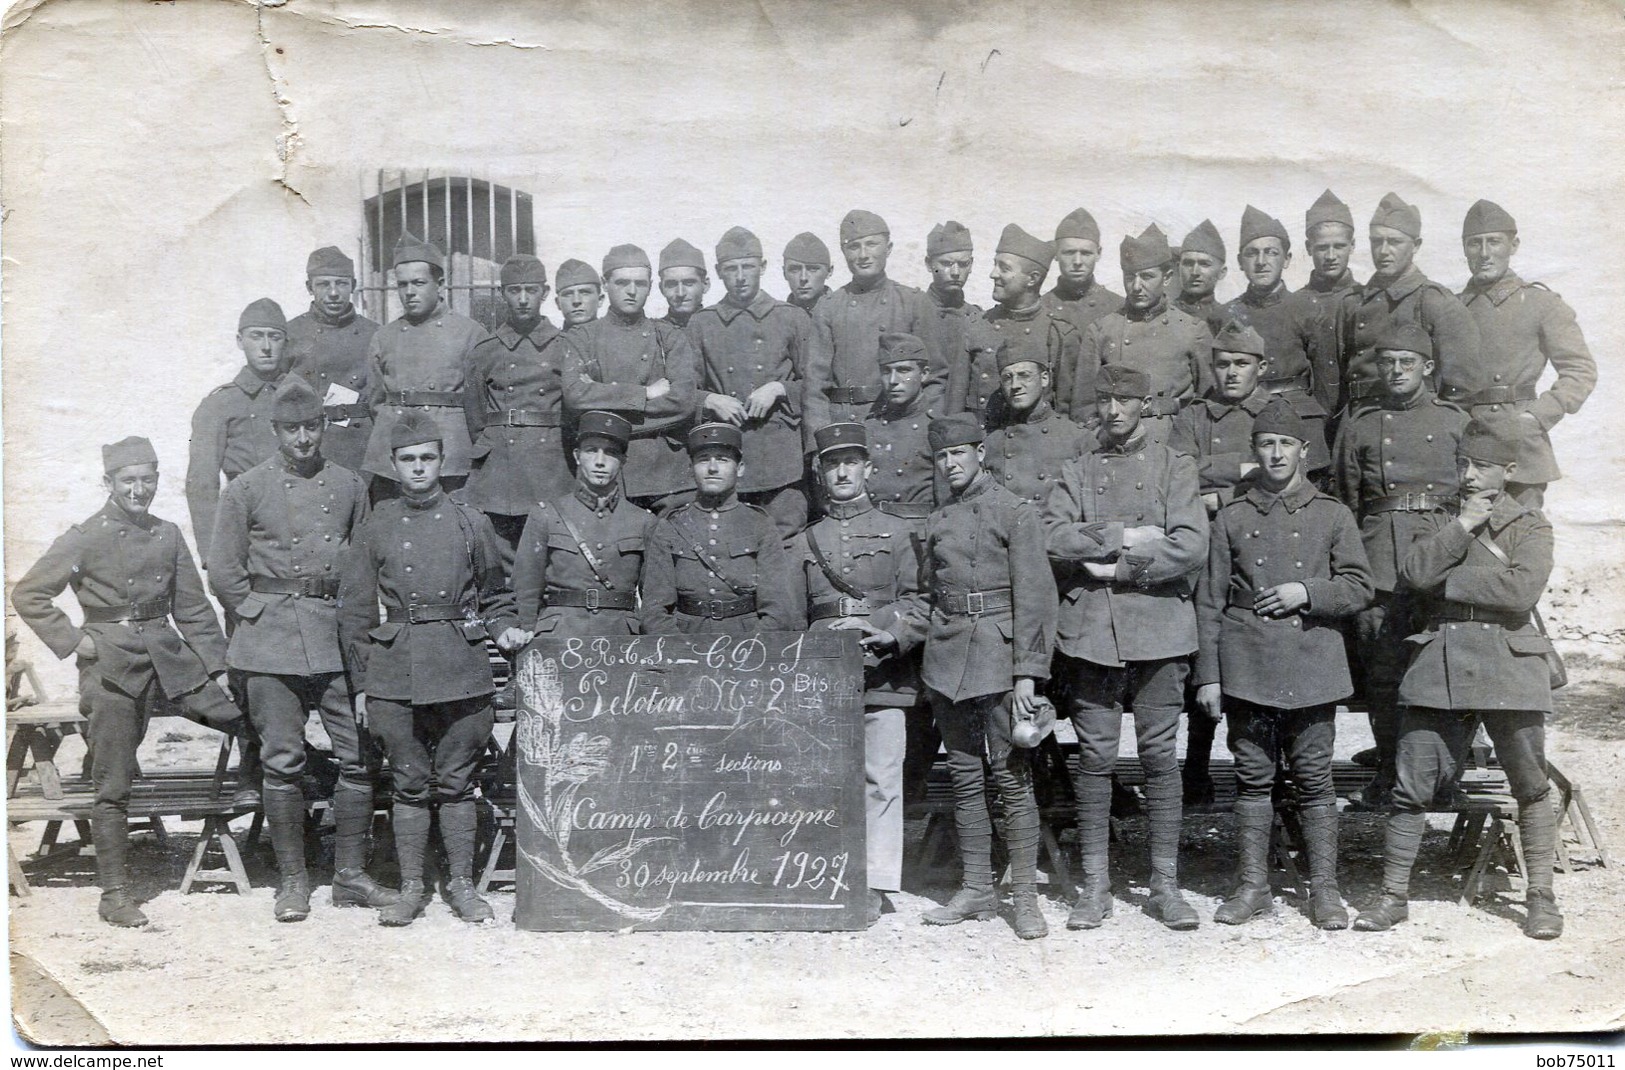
[1431,602,1529,628]
[935,587,1014,617]
[1364,493,1449,514]
[383,601,474,624]
[676,593,757,620]
[826,384,881,406]
[877,500,932,520]
[810,596,876,621]
[385,390,463,407]
[1145,396,1183,417]
[1346,379,1385,402]
[323,402,371,421]
[1453,384,1537,407]
[500,409,562,428]
[545,588,637,611]
[250,574,340,599]
[1261,376,1306,392]
[82,599,172,624]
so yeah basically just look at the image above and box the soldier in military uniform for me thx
[206,379,398,921]
[286,246,379,474]
[463,254,582,573]
[554,259,603,329]
[360,235,490,495]
[981,343,1091,510]
[1042,207,1124,339]
[562,244,700,512]
[658,239,709,333]
[639,423,797,635]
[13,438,249,928]
[861,333,943,515]
[338,411,528,927]
[1174,219,1230,334]
[1453,199,1598,508]
[804,210,945,437]
[1355,416,1564,941]
[187,297,290,549]
[915,414,1057,940]
[688,226,813,540]
[1043,364,1209,932]
[1332,322,1469,809]
[790,423,926,926]
[1195,401,1373,930]
[782,232,833,315]
[1073,226,1212,445]
[511,412,654,638]
[923,221,982,386]
[1338,193,1480,416]
[1295,191,1360,421]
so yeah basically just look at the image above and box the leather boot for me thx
[1011,885,1048,940]
[1145,770,1199,931]
[1215,797,1275,925]
[1067,874,1112,930]
[1068,770,1113,929]
[1519,796,1563,939]
[330,784,399,908]
[1353,892,1409,931]
[232,721,263,810]
[1300,803,1348,930]
[263,782,310,921]
[379,879,428,927]
[443,876,494,923]
[98,887,148,928]
[274,872,312,922]
[437,800,492,922]
[379,803,430,926]
[1523,888,1564,940]
[922,885,998,925]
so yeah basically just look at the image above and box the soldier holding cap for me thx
[1041,207,1124,340]
[1452,200,1597,508]
[338,410,528,926]
[1174,219,1231,334]
[1295,190,1360,420]
[913,413,1057,940]
[862,332,944,517]
[639,423,797,634]
[562,244,701,511]
[782,232,834,314]
[791,422,927,925]
[1332,321,1468,809]
[687,226,814,540]
[206,378,397,921]
[923,221,983,378]
[1195,400,1373,930]
[554,259,604,329]
[511,412,655,639]
[982,340,1091,510]
[1356,415,1564,940]
[360,235,490,494]
[658,239,709,333]
[1043,363,1209,932]
[13,438,250,928]
[286,246,380,473]
[187,297,291,550]
[463,254,583,571]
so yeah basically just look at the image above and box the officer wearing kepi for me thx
[286,246,380,474]
[13,438,250,928]
[338,410,528,927]
[207,378,398,921]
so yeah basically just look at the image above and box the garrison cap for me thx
[840,209,889,244]
[715,227,763,263]
[1306,189,1354,232]
[1370,193,1422,239]
[926,221,974,257]
[102,436,158,474]
[1211,319,1268,359]
[1462,199,1518,238]
[1095,363,1152,398]
[1055,207,1102,244]
[783,231,831,266]
[1374,322,1433,357]
[1120,224,1173,273]
[389,410,443,451]
[814,421,869,458]
[1458,415,1522,467]
[1239,205,1291,252]
[555,259,601,290]
[391,233,444,272]
[687,421,743,457]
[1180,219,1226,261]
[602,244,652,276]
[928,413,984,452]
[238,298,288,332]
[306,246,355,278]
[499,254,548,287]
[996,224,1054,268]
[576,411,633,450]
[996,340,1042,373]
[1251,398,1312,443]
[272,376,323,423]
[659,239,706,273]
[877,331,929,366]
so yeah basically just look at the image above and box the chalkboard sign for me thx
[511,630,868,931]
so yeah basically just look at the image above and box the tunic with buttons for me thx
[1398,495,1553,713]
[1220,281,1318,395]
[927,287,985,389]
[511,485,655,637]
[1332,391,1468,592]
[860,392,944,511]
[1338,267,1480,410]
[360,302,490,479]
[954,304,1081,424]
[285,304,380,473]
[982,400,1092,511]
[206,454,367,675]
[1175,294,1228,336]
[686,290,811,493]
[336,490,518,705]
[1074,298,1213,443]
[787,286,831,316]
[462,319,580,515]
[1041,280,1125,339]
[1169,387,1271,504]
[1194,480,1373,708]
[12,502,227,700]
[187,366,286,550]
[1294,270,1357,417]
[562,311,700,500]
[1453,272,1597,484]
[805,277,946,436]
[945,314,1006,424]
[1042,429,1208,666]
[639,495,797,635]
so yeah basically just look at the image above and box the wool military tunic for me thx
[982,401,1092,510]
[1042,429,1208,667]
[1041,279,1124,338]
[337,490,518,705]
[787,286,832,316]
[361,302,489,479]
[861,393,942,512]
[511,485,655,637]
[945,314,1005,423]
[1174,293,1228,336]
[1332,391,1468,592]
[1195,480,1374,708]
[562,311,699,500]
[1293,271,1357,418]
[462,319,580,515]
[1338,267,1480,410]
[187,366,285,548]
[1220,282,1318,392]
[1453,272,1597,484]
[1075,298,1213,443]
[964,303,1081,422]
[206,454,368,675]
[1169,387,1271,503]
[927,287,984,386]
[805,277,944,433]
[286,305,380,472]
[1398,495,1554,713]
[917,474,1056,702]
[639,495,797,635]
[687,290,811,493]
[13,502,227,699]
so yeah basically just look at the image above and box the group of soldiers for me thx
[11,188,1596,944]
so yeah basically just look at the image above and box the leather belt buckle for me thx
[964,591,985,616]
[706,600,726,621]
[585,589,601,611]
[837,596,867,617]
